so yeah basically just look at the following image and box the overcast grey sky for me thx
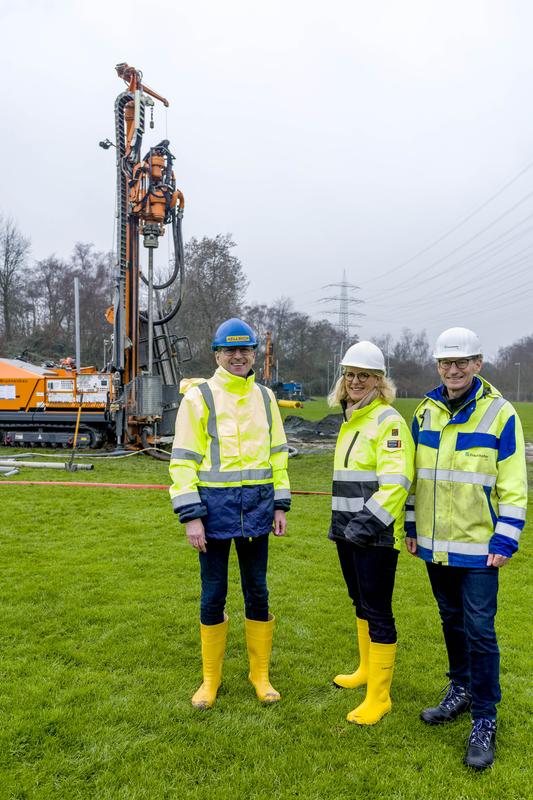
[1,0,532,359]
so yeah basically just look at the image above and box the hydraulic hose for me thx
[1,481,330,495]
[140,212,183,290]
[140,427,171,462]
[139,213,184,325]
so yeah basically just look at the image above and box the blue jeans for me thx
[336,539,399,643]
[199,534,270,625]
[426,562,500,719]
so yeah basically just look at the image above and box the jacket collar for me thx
[212,365,256,395]
[341,396,383,423]
[426,375,481,407]
[423,375,500,424]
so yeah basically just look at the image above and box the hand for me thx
[273,510,287,537]
[405,536,417,555]
[185,519,206,552]
[487,553,508,568]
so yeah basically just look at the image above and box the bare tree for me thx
[487,335,533,402]
[7,243,113,365]
[70,244,114,365]
[0,217,30,343]
[32,257,72,332]
[375,328,434,398]
[245,298,344,393]
[173,234,249,374]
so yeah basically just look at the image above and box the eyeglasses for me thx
[438,358,476,370]
[343,370,373,383]
[217,347,255,355]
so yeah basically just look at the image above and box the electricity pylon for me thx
[317,271,364,386]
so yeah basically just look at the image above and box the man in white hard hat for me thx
[405,327,527,770]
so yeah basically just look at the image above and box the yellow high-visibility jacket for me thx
[405,376,527,566]
[169,366,290,538]
[330,398,415,550]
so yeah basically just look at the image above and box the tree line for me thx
[1,217,531,401]
[0,217,113,367]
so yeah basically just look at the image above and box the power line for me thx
[365,156,533,283]
[364,191,533,301]
[443,218,533,268]
[367,247,533,313]
[317,271,364,344]
[372,274,533,328]
[292,213,533,316]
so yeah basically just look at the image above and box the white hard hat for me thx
[433,327,482,359]
[341,341,386,373]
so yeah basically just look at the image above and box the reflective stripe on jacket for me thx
[406,375,527,566]
[330,398,414,550]
[169,365,290,538]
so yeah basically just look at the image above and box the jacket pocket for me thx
[242,484,274,534]
[343,517,377,548]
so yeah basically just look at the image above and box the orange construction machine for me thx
[0,357,113,447]
[0,64,188,452]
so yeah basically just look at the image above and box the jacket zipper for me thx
[430,396,477,559]
[344,431,359,468]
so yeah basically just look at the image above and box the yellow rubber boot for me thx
[347,641,397,725]
[245,614,281,703]
[333,617,370,689]
[191,615,229,710]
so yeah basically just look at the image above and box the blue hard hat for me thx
[211,318,258,350]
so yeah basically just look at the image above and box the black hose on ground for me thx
[140,427,171,461]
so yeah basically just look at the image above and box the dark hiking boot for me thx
[464,718,496,770]
[420,682,471,725]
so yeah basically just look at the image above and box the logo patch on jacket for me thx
[391,428,399,436]
[386,439,402,449]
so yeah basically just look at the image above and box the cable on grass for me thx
[0,480,332,495]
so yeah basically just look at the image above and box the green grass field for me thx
[284,397,533,441]
[1,400,532,799]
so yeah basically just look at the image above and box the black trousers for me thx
[199,534,270,625]
[336,539,399,644]
[426,562,500,719]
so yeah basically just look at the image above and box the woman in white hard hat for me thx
[327,341,415,725]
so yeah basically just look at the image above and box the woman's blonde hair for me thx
[327,370,396,408]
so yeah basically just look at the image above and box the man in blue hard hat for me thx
[169,318,291,709]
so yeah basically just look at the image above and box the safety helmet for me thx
[341,341,386,373]
[211,318,258,350]
[432,327,482,359]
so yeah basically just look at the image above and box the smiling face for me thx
[215,346,256,377]
[437,356,482,399]
[343,369,380,403]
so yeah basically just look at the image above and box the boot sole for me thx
[253,687,281,703]
[192,683,222,710]
[333,681,366,690]
[463,758,494,771]
[420,709,471,725]
[347,709,391,725]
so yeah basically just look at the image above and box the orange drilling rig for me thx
[103,62,188,451]
[0,64,188,453]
